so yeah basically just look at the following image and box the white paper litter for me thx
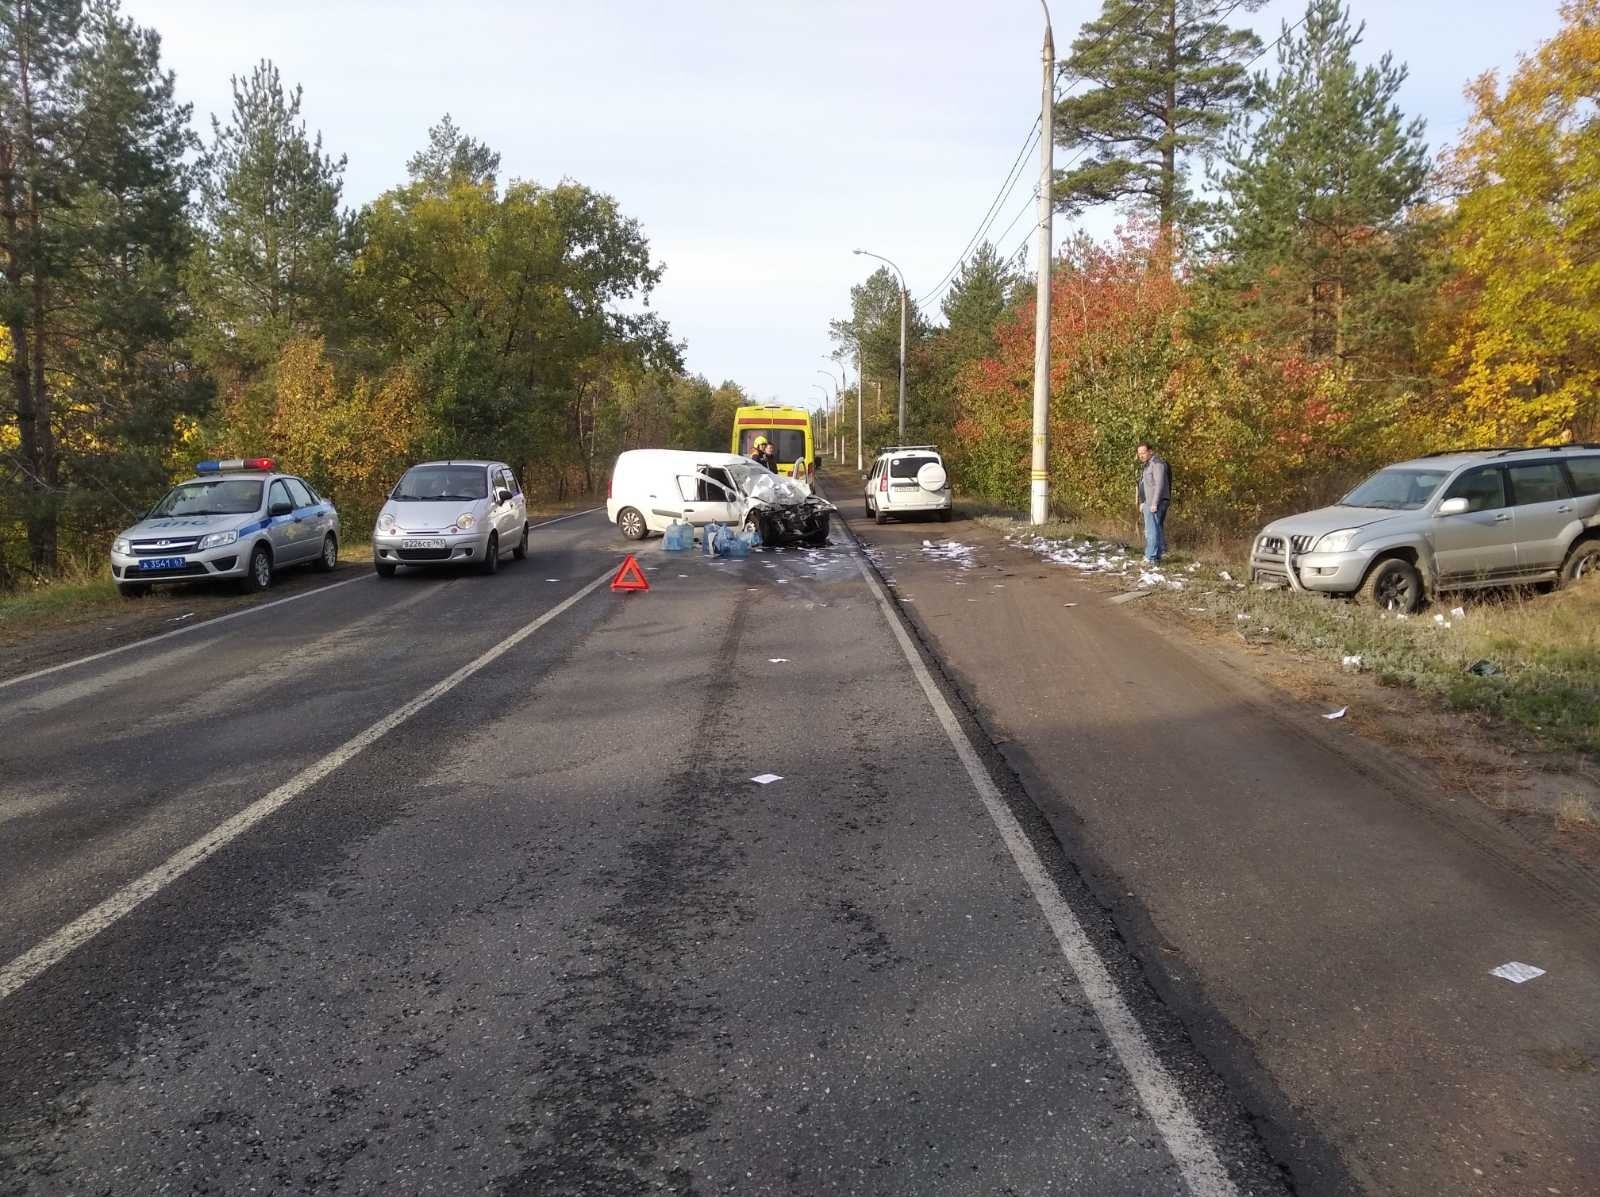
[920,540,978,569]
[750,774,783,786]
[1341,655,1364,671]
[1063,602,1077,608]
[769,658,789,663]
[545,578,561,582]
[169,612,194,623]
[1324,707,1348,720]
[1451,606,1466,619]
[1219,570,1233,582]
[1434,613,1446,624]
[1236,612,1251,622]
[1489,962,1545,984]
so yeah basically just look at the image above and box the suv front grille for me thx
[1291,534,1316,554]
[1258,534,1317,556]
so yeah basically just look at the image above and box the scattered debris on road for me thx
[1466,659,1503,677]
[750,773,783,785]
[1324,707,1348,720]
[1342,654,1364,671]
[1490,961,1546,984]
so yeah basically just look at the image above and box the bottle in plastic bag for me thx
[663,519,692,551]
[720,531,751,558]
[702,521,722,555]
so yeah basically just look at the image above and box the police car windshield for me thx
[149,479,263,517]
[392,465,487,501]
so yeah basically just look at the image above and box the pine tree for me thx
[1209,0,1430,370]
[939,242,1018,367]
[407,114,500,192]
[1054,0,1265,239]
[186,59,347,380]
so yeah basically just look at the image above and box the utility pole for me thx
[1031,2,1054,526]
[852,249,910,442]
[855,342,864,472]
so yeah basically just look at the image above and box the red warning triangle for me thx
[611,554,650,592]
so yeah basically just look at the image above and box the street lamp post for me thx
[851,248,909,441]
[1031,1,1054,526]
[854,341,864,472]
[818,362,846,462]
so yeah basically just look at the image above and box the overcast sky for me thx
[128,0,1561,410]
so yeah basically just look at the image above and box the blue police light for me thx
[195,457,274,474]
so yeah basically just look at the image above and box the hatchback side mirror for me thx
[496,488,512,504]
[1437,497,1470,516]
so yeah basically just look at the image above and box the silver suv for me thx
[1250,446,1600,612]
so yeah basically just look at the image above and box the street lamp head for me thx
[851,248,864,256]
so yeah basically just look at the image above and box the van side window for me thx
[698,467,734,502]
[1441,467,1506,513]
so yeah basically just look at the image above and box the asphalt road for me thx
[838,491,1600,1197]
[0,510,1285,1194]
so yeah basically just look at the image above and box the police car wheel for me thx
[512,523,529,560]
[241,544,273,593]
[315,533,338,572]
[118,583,150,600]
[478,533,500,575]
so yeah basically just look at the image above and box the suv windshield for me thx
[1341,467,1450,511]
[889,456,937,478]
[148,479,263,518]
[392,465,488,501]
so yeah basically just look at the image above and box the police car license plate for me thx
[138,556,186,571]
[401,538,447,549]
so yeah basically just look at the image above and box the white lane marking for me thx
[845,533,1239,1197]
[0,566,616,1004]
[0,509,604,695]
[0,574,369,694]
[530,507,602,527]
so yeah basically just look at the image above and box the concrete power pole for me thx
[855,342,864,472]
[1031,3,1054,526]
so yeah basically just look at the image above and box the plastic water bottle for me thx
[663,519,691,551]
[703,521,721,555]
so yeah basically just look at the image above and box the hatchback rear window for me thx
[890,456,937,478]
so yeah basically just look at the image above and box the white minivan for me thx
[607,450,756,540]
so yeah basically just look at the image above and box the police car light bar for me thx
[196,457,274,473]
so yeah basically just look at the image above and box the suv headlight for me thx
[198,529,238,551]
[1317,528,1361,553]
[113,537,131,555]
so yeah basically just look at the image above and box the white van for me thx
[607,449,757,540]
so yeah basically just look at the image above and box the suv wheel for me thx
[874,505,887,526]
[1361,557,1422,614]
[1560,539,1600,586]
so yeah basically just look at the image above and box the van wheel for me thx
[618,507,647,540]
[479,533,499,575]
[1361,557,1422,613]
[512,523,529,560]
[1560,539,1600,586]
[240,544,274,593]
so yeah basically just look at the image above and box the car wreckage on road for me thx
[608,449,834,546]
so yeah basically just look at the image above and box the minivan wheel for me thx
[618,507,647,540]
[1560,539,1600,586]
[315,533,338,572]
[1361,557,1422,613]
[512,523,529,560]
[240,544,274,593]
[479,533,500,575]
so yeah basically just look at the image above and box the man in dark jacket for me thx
[1136,440,1171,564]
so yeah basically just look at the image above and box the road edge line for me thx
[0,566,616,1004]
[844,529,1239,1197]
[0,574,371,693]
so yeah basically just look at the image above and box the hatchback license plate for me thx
[139,556,186,571]
[401,538,447,550]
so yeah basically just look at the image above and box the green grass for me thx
[0,558,123,638]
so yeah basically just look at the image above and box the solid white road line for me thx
[0,566,616,1004]
[0,574,370,694]
[847,534,1239,1197]
[0,508,605,695]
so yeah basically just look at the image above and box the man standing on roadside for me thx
[1136,440,1170,564]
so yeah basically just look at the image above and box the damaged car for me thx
[720,460,834,546]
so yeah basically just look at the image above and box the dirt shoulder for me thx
[827,480,1600,1197]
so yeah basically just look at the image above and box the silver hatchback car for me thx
[372,460,529,577]
[1250,446,1600,612]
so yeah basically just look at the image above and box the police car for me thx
[110,458,341,598]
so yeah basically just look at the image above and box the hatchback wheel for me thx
[1560,539,1600,586]
[512,522,529,560]
[479,533,500,575]
[374,558,397,578]
[1361,557,1422,613]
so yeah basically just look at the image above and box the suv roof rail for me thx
[877,444,939,454]
[1491,443,1600,457]
[1416,446,1531,458]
